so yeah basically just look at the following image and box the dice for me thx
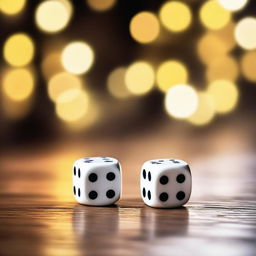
[72,157,121,206]
[140,159,192,208]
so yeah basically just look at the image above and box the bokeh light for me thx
[197,32,231,65]
[188,92,215,126]
[217,0,248,12]
[130,11,160,44]
[55,89,89,122]
[35,0,73,33]
[241,51,256,82]
[0,0,26,15]
[64,100,100,131]
[62,41,94,75]
[156,60,188,92]
[212,22,236,51]
[2,68,35,102]
[164,84,198,119]
[235,17,256,50]
[159,1,192,32]
[41,52,63,79]
[206,55,239,82]
[107,67,131,99]
[86,0,116,12]
[3,33,34,67]
[125,61,155,95]
[48,72,83,102]
[207,80,239,114]
[200,0,231,30]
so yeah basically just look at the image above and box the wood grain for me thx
[1,121,256,256]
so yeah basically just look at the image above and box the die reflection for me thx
[72,204,119,254]
[140,207,189,240]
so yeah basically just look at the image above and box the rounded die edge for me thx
[76,192,121,206]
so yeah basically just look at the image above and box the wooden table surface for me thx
[1,119,256,256]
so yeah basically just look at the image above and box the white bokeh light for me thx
[164,84,198,119]
[235,17,256,50]
[217,0,248,11]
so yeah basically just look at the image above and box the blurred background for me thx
[1,0,256,200]
[1,0,256,141]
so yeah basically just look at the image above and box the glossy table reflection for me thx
[0,119,256,256]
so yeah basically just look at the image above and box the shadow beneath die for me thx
[139,206,189,240]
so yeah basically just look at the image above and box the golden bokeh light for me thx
[0,0,26,15]
[188,92,215,126]
[3,33,34,67]
[156,60,188,92]
[207,80,239,114]
[62,41,94,75]
[35,0,72,33]
[206,55,239,82]
[159,1,192,32]
[217,0,248,11]
[55,89,89,122]
[164,84,198,119]
[125,61,155,95]
[64,100,100,131]
[197,32,230,65]
[200,0,231,30]
[212,22,236,51]
[241,51,256,82]
[130,11,160,44]
[48,72,83,102]
[235,17,256,50]
[107,67,131,99]
[41,52,63,79]
[2,68,35,102]
[86,0,116,12]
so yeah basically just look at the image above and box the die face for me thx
[140,166,158,206]
[140,159,192,208]
[72,157,121,206]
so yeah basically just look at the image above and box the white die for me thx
[140,159,192,208]
[72,157,121,206]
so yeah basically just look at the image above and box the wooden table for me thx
[1,119,256,256]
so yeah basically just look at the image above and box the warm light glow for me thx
[55,89,89,122]
[206,55,239,82]
[125,62,155,95]
[207,80,239,114]
[217,0,248,11]
[241,51,256,82]
[235,17,256,50]
[86,0,116,12]
[48,72,83,102]
[2,68,34,101]
[197,32,230,65]
[64,101,100,131]
[0,0,26,15]
[41,52,63,79]
[188,92,215,126]
[164,84,198,119]
[35,0,72,33]
[159,1,192,32]
[212,22,236,51]
[107,67,131,99]
[2,97,33,120]
[130,12,160,44]
[200,0,231,30]
[156,60,188,92]
[3,33,34,67]
[62,41,94,75]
